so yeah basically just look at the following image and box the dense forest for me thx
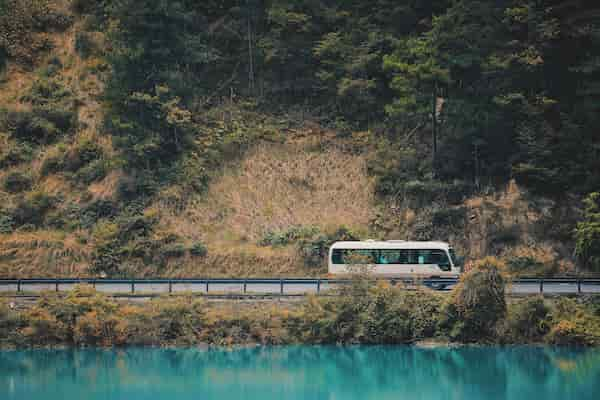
[0,0,599,277]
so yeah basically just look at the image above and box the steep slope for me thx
[0,1,584,278]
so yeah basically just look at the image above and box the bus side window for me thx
[332,249,344,264]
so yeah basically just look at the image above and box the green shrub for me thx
[545,320,586,345]
[79,199,119,228]
[74,31,96,58]
[41,140,106,183]
[0,210,15,233]
[6,110,58,142]
[362,287,414,344]
[0,298,20,342]
[259,225,319,247]
[490,225,521,246]
[412,209,434,240]
[117,171,160,200]
[0,47,6,74]
[501,297,550,342]
[297,226,359,268]
[0,0,69,66]
[64,139,102,171]
[11,190,56,226]
[289,280,442,345]
[432,206,466,228]
[159,242,186,258]
[0,141,34,168]
[90,243,121,276]
[512,163,562,196]
[40,145,66,176]
[190,241,208,257]
[506,256,558,277]
[4,73,76,143]
[544,297,600,346]
[74,158,108,184]
[439,257,507,342]
[575,192,600,271]
[2,171,32,193]
[151,297,204,344]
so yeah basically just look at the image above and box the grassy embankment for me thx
[2,259,600,348]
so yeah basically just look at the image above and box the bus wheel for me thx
[426,282,447,291]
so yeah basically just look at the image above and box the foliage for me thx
[259,225,319,247]
[439,257,507,342]
[0,210,15,233]
[0,138,34,168]
[288,277,443,345]
[545,298,600,346]
[89,212,192,277]
[2,171,33,193]
[506,256,558,277]
[0,0,72,65]
[500,296,550,343]
[575,192,600,271]
[40,138,108,184]
[3,285,600,348]
[297,226,359,268]
[189,241,208,257]
[4,70,76,144]
[7,190,56,228]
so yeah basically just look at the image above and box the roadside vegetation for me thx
[2,258,600,348]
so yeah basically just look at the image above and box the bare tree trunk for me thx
[247,0,255,95]
[432,82,438,176]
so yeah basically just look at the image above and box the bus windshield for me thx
[449,249,460,267]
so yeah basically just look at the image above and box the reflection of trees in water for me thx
[1,346,600,399]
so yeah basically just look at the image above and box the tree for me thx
[384,31,450,173]
[575,192,600,271]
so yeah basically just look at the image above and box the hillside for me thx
[0,1,599,278]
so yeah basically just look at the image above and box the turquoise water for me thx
[2,346,600,399]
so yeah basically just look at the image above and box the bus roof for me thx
[330,240,451,250]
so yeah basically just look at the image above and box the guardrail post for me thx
[577,279,581,294]
[17,279,21,293]
[55,280,59,292]
[131,280,135,294]
[168,280,173,294]
[539,279,544,294]
[243,279,247,294]
[280,279,284,295]
[317,279,321,294]
[92,279,96,289]
[205,280,209,293]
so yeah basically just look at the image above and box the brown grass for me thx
[88,169,122,201]
[145,139,376,276]
[0,229,92,277]
[165,141,374,241]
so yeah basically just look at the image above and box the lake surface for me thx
[2,346,600,400]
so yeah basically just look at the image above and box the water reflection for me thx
[1,346,600,400]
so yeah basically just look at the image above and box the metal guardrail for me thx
[1,277,600,295]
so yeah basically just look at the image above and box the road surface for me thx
[1,279,600,296]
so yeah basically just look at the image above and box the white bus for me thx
[328,240,462,278]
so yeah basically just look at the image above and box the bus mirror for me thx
[437,262,451,271]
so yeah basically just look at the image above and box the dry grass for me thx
[0,229,92,277]
[145,139,376,276]
[169,141,374,241]
[88,169,123,201]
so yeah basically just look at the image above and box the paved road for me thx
[1,280,600,295]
